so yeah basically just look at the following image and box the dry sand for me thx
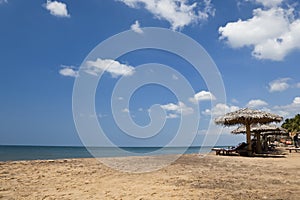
[1,150,300,200]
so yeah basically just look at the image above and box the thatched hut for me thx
[215,108,283,155]
[231,124,287,153]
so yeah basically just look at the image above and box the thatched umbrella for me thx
[231,124,286,134]
[215,108,283,155]
[231,124,287,153]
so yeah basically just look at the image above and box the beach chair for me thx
[286,147,300,153]
[212,142,248,156]
[235,142,249,156]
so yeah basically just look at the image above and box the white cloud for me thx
[219,5,300,61]
[122,108,130,113]
[160,101,193,118]
[219,8,289,48]
[44,0,70,18]
[59,66,78,77]
[131,20,143,33]
[272,97,300,117]
[246,99,268,108]
[296,82,300,88]
[0,0,8,4]
[253,0,283,8]
[189,90,216,104]
[172,74,179,80]
[166,113,179,119]
[202,103,239,116]
[268,78,290,92]
[119,0,215,30]
[85,58,135,78]
[293,97,300,104]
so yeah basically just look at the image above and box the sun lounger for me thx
[286,147,300,153]
[212,142,248,156]
[211,148,235,155]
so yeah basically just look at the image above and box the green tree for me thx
[282,114,300,132]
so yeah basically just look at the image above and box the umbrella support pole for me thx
[246,123,252,156]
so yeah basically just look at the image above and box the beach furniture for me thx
[231,124,287,154]
[215,108,283,156]
[211,148,233,155]
[286,147,300,153]
[212,142,248,156]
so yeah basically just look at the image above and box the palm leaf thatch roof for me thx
[215,108,283,126]
[231,124,287,135]
[215,108,283,155]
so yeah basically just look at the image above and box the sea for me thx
[0,146,223,162]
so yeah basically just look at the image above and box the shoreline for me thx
[0,146,216,162]
[1,151,300,199]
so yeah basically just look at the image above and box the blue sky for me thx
[1,0,300,147]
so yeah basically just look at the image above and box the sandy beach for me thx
[1,150,300,200]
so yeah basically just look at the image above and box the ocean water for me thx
[0,146,219,161]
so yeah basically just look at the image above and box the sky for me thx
[1,0,300,147]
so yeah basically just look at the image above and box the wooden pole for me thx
[246,123,252,156]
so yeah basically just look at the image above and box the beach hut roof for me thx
[231,124,287,135]
[215,108,283,126]
[215,108,283,155]
[262,130,288,136]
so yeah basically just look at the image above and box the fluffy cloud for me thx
[272,97,300,117]
[202,103,239,116]
[119,0,215,30]
[219,5,300,61]
[201,96,299,120]
[44,0,70,18]
[253,0,283,8]
[131,20,143,33]
[85,58,135,78]
[246,99,268,108]
[189,90,216,104]
[160,101,193,118]
[268,78,290,92]
[59,66,78,77]
[293,97,300,104]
